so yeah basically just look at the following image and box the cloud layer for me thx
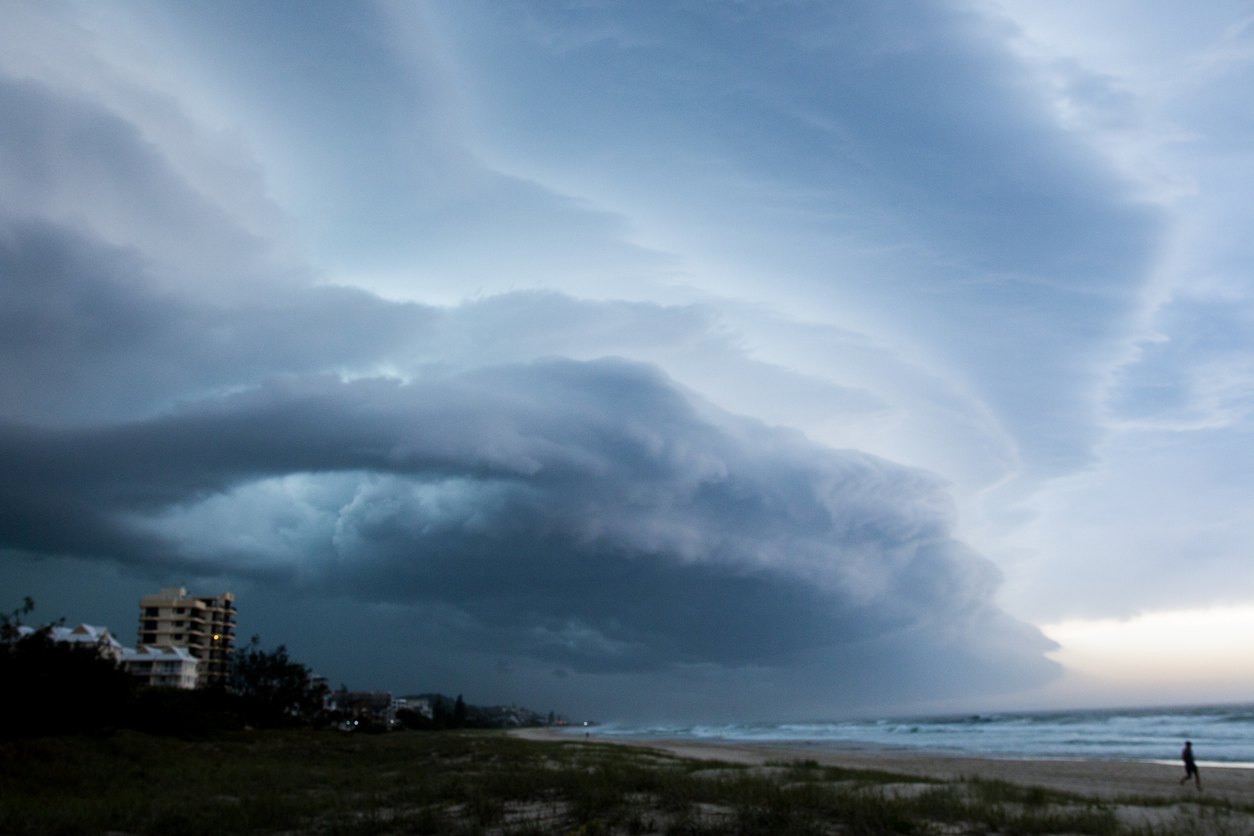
[31,0,1251,714]
[3,356,1052,679]
[0,71,1056,711]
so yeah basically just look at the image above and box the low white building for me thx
[15,623,126,661]
[121,645,199,689]
[11,622,199,689]
[52,623,126,661]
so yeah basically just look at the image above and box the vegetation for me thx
[5,598,1249,835]
[396,693,552,731]
[232,634,329,725]
[2,730,1248,836]
[0,624,136,740]
[1,597,327,738]
[0,596,37,639]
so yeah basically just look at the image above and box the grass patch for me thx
[0,730,1243,835]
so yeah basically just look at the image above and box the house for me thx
[54,624,126,661]
[13,623,126,662]
[121,645,199,689]
[8,620,199,690]
[330,691,396,727]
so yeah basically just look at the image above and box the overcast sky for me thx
[3,0,1254,719]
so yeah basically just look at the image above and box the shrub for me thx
[0,628,135,740]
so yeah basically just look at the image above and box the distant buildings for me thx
[397,697,433,719]
[12,622,200,689]
[329,690,397,727]
[7,587,236,691]
[137,587,235,687]
[9,614,559,724]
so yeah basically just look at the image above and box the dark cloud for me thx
[0,71,442,425]
[0,12,1064,715]
[0,218,438,423]
[0,357,1056,689]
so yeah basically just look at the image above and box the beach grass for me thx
[1,729,1248,836]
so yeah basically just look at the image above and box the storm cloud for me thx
[1,357,1053,680]
[0,0,1152,716]
[0,204,1057,708]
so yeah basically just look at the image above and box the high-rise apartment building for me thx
[137,587,235,688]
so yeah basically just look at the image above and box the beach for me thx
[515,728,1254,803]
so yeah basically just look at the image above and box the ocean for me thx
[579,704,1254,765]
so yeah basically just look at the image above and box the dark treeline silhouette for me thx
[232,635,329,724]
[0,624,135,739]
[0,600,327,740]
[396,693,554,730]
[2,599,559,740]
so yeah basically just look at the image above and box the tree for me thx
[454,693,467,727]
[0,596,35,640]
[231,635,327,725]
[0,599,134,740]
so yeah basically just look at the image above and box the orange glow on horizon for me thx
[1040,605,1254,689]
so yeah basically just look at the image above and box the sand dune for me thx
[513,728,1254,803]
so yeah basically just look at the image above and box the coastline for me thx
[513,728,1254,802]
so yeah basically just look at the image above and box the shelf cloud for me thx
[35,0,1254,715]
[2,354,1056,678]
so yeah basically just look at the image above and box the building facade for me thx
[121,645,200,689]
[137,587,235,687]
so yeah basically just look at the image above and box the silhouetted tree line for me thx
[231,635,328,723]
[1,599,558,740]
[0,600,327,740]
[395,693,466,730]
[395,693,554,731]
[0,600,135,739]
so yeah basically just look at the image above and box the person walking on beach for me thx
[1179,741,1201,790]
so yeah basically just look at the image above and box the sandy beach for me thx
[514,728,1254,803]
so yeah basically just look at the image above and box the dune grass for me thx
[1,729,1247,836]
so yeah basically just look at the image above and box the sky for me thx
[2,0,1254,720]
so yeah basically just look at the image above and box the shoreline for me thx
[512,728,1254,802]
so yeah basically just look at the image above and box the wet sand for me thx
[513,728,1254,803]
